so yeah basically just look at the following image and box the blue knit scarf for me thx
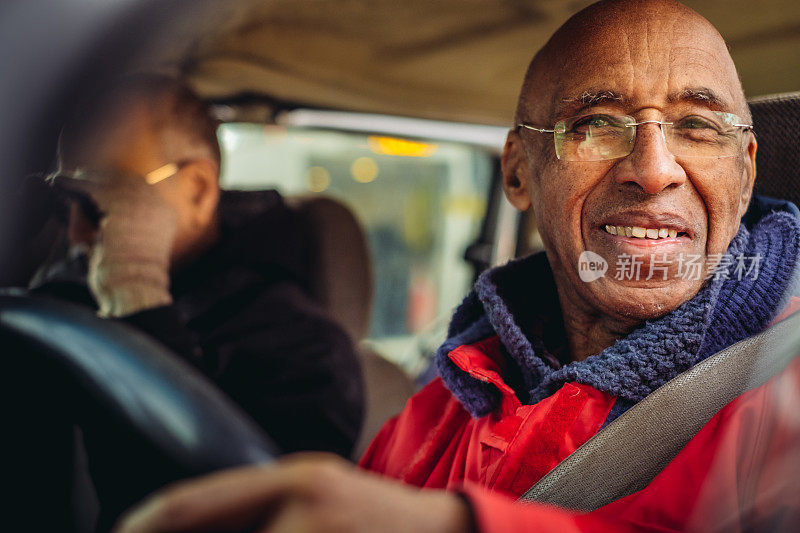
[436,209,800,421]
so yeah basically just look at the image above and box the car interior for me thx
[1,1,799,532]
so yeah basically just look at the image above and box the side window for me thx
[219,123,492,369]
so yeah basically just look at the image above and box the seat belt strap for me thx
[519,310,800,511]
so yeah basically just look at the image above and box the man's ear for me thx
[183,158,220,228]
[501,130,532,212]
[737,134,757,219]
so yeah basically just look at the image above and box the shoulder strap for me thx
[519,310,800,511]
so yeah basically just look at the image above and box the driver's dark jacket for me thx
[31,190,364,528]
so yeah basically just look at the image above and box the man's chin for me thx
[585,277,703,321]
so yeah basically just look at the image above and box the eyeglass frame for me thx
[47,159,194,226]
[515,113,755,161]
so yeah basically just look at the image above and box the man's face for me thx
[62,107,208,265]
[508,8,756,321]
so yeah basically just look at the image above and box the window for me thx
[219,123,492,370]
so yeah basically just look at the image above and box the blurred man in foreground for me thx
[115,1,800,531]
[34,75,364,527]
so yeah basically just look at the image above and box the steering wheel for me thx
[1,291,278,530]
[0,3,278,530]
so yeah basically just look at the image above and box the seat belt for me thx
[519,309,800,511]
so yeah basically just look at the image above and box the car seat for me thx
[215,189,417,459]
[218,190,417,458]
[749,92,800,206]
[282,195,417,460]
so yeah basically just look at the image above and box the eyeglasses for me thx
[516,112,753,161]
[46,160,191,226]
[143,161,186,184]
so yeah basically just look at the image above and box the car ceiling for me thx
[143,0,800,126]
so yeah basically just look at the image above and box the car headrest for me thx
[287,195,374,342]
[749,92,800,208]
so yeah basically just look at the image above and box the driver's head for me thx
[58,74,221,266]
[502,0,756,322]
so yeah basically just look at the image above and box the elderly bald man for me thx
[116,1,800,532]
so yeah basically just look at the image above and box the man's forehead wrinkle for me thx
[641,12,653,80]
[622,28,636,101]
[667,39,746,116]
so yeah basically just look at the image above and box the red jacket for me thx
[360,302,800,532]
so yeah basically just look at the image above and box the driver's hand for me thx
[113,453,474,533]
[52,171,177,317]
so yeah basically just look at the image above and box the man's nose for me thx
[67,202,98,248]
[612,122,686,194]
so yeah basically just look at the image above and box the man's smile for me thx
[591,209,696,255]
[602,225,681,240]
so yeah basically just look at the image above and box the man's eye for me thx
[588,116,609,128]
[568,115,624,138]
[675,116,720,131]
[673,116,728,143]
[573,115,612,129]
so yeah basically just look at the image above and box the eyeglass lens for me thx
[553,112,746,161]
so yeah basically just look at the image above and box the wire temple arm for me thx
[517,123,555,133]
